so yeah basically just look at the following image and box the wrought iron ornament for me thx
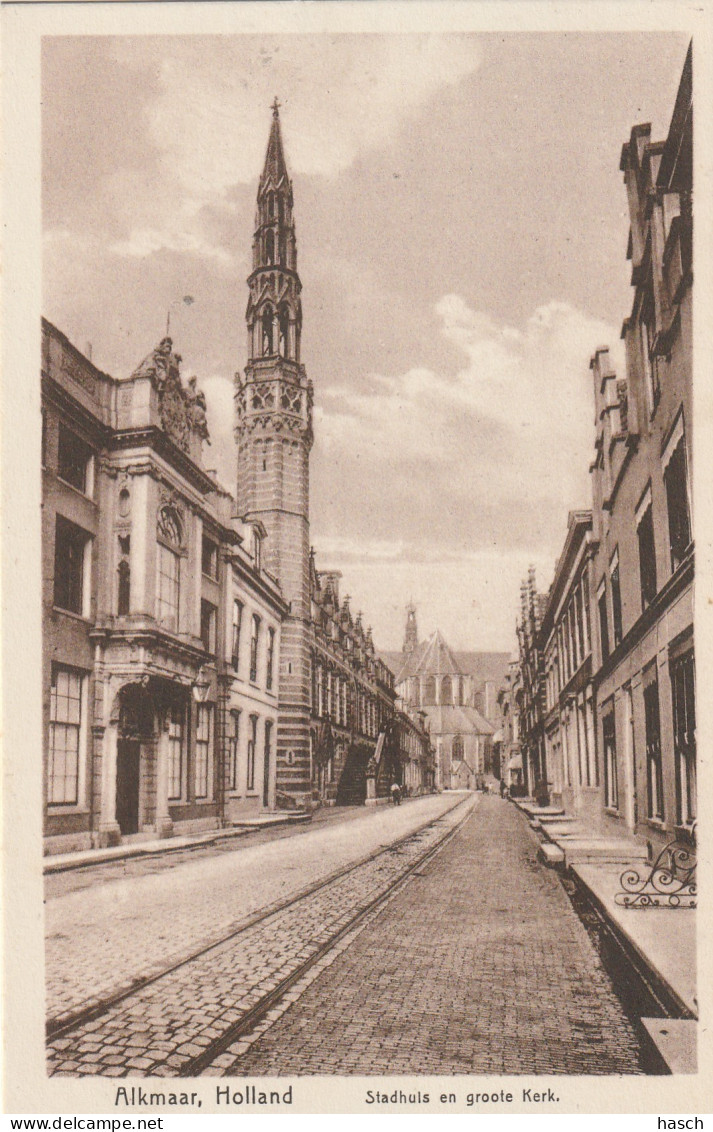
[615,831,697,909]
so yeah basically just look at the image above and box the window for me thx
[261,307,274,356]
[48,666,84,804]
[232,600,243,670]
[263,720,273,806]
[315,663,323,716]
[663,426,691,573]
[644,669,664,820]
[252,529,262,571]
[117,534,130,616]
[200,600,217,654]
[167,705,184,800]
[278,305,290,358]
[194,704,212,799]
[156,506,182,632]
[117,560,131,616]
[452,734,464,763]
[603,705,618,809]
[54,516,90,616]
[228,711,241,792]
[250,614,261,682]
[247,714,258,791]
[265,627,275,691]
[671,651,696,826]
[576,585,586,661]
[636,493,657,610]
[57,425,92,494]
[641,300,660,415]
[157,544,180,631]
[582,573,591,653]
[610,551,623,648]
[201,535,218,579]
[597,581,610,663]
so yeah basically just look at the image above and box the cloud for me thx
[140,35,484,193]
[317,294,623,514]
[109,226,233,265]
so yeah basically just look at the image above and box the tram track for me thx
[47,796,475,1074]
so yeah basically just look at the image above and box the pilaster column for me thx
[155,716,174,838]
[98,722,121,846]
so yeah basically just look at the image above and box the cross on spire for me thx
[271,96,281,118]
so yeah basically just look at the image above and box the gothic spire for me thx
[260,97,289,190]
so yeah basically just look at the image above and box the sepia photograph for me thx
[2,0,711,1117]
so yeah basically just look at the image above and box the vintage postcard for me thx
[2,0,712,1119]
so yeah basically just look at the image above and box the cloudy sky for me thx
[42,32,689,652]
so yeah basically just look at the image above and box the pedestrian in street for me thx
[390,782,401,806]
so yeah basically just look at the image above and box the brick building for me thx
[309,566,397,805]
[514,567,548,800]
[43,320,286,854]
[589,43,693,850]
[507,45,694,849]
[539,511,598,816]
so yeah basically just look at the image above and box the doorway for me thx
[116,739,140,834]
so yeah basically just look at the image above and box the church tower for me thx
[403,602,419,658]
[236,100,313,802]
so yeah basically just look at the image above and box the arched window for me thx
[156,505,182,631]
[278,305,290,358]
[157,505,182,547]
[423,676,436,704]
[316,663,324,717]
[452,734,464,762]
[265,230,275,265]
[441,675,452,704]
[117,559,131,615]
[262,306,274,356]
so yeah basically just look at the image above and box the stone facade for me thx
[43,320,286,854]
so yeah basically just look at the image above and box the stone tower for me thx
[403,602,418,658]
[236,100,314,803]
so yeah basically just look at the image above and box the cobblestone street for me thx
[227,796,644,1076]
[45,794,459,1029]
[45,794,645,1077]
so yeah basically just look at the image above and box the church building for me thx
[382,606,511,790]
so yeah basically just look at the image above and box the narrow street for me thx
[46,795,644,1077]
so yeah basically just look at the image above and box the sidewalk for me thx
[43,792,430,875]
[510,796,697,1073]
[43,811,311,874]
